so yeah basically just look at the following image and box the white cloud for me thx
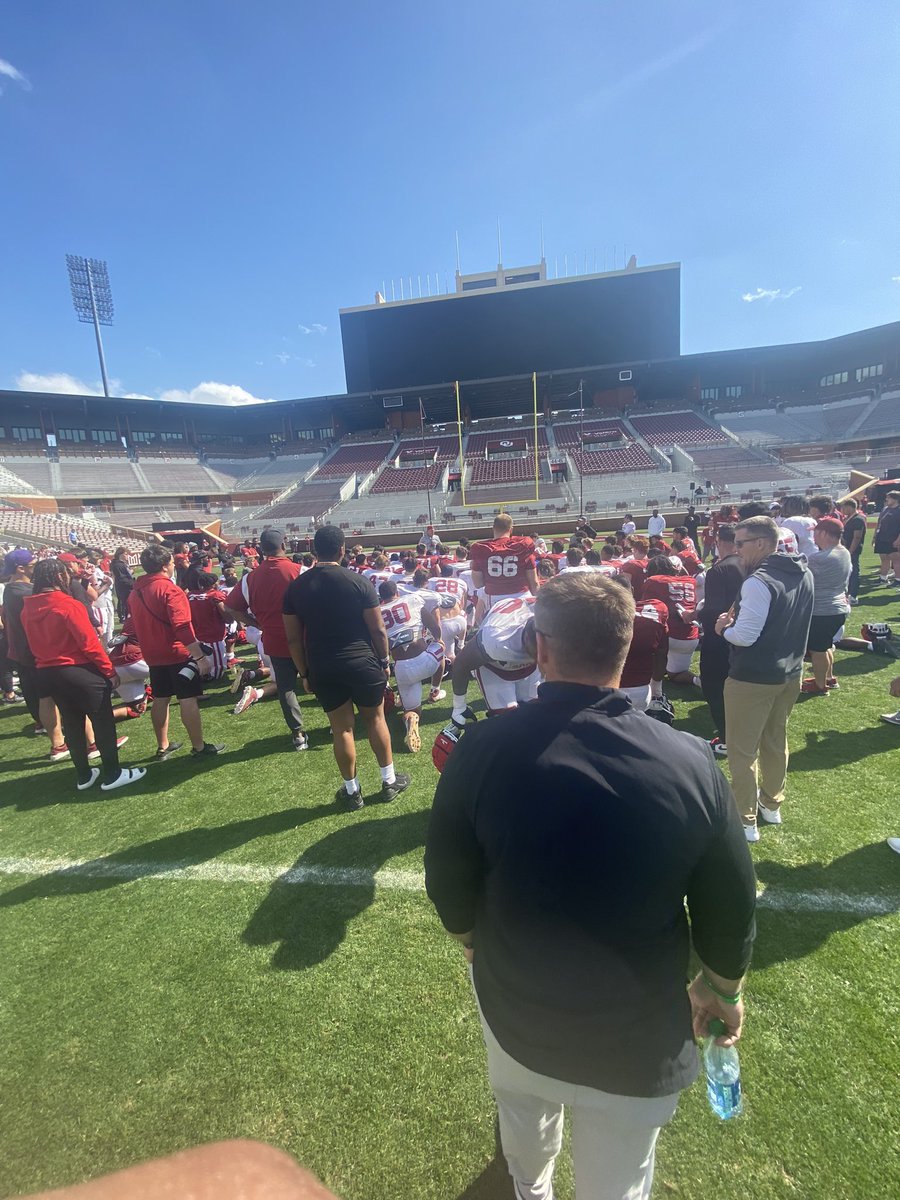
[0,58,31,93]
[892,276,900,283]
[298,322,327,335]
[275,351,292,365]
[17,371,103,395]
[17,370,272,406]
[159,381,275,407]
[255,359,265,366]
[741,286,802,303]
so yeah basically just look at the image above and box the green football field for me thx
[1,547,898,1199]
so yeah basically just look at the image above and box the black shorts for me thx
[149,661,205,700]
[807,614,846,653]
[873,539,897,556]
[310,656,386,714]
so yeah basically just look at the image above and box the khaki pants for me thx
[723,676,801,825]
[473,984,679,1200]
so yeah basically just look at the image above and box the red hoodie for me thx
[127,572,197,665]
[21,590,114,676]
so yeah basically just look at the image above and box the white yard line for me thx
[0,855,897,914]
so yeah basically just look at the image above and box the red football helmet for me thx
[382,685,397,715]
[862,622,893,642]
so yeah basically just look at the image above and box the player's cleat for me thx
[453,705,478,727]
[743,823,760,844]
[381,771,411,803]
[880,711,900,726]
[155,741,183,760]
[800,679,829,695]
[335,785,364,812]
[233,685,261,715]
[88,736,129,760]
[292,731,309,751]
[231,667,254,695]
[645,695,675,725]
[403,711,421,753]
[427,687,446,703]
[2,692,23,705]
[757,801,782,825]
[708,736,728,757]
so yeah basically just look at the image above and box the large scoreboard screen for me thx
[340,264,680,393]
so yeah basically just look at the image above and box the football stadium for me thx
[2,253,899,1200]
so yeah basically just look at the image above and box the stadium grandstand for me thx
[2,259,899,544]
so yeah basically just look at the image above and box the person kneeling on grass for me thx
[378,578,451,753]
[20,559,145,792]
[127,544,224,762]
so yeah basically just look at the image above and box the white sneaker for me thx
[888,837,900,855]
[743,823,760,843]
[880,711,900,726]
[758,801,782,825]
[428,688,447,703]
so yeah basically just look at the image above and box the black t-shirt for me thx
[685,514,702,543]
[841,513,866,551]
[282,563,379,666]
[874,506,900,545]
[699,554,744,637]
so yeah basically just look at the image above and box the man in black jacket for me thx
[425,572,756,1200]
[698,524,743,756]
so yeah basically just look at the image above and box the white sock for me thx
[650,678,663,698]
[452,695,468,720]
[380,763,396,785]
[344,777,360,796]
[254,687,264,701]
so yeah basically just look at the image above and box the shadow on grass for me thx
[0,802,333,908]
[784,722,897,771]
[752,843,899,969]
[455,1117,512,1200]
[242,807,430,970]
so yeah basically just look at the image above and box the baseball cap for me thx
[816,517,843,536]
[258,528,284,555]
[769,502,781,510]
[2,548,33,575]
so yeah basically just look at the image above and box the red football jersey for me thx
[677,550,703,577]
[470,535,536,596]
[187,588,227,643]
[618,558,647,600]
[620,599,669,688]
[642,575,699,642]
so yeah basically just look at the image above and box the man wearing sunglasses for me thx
[715,516,813,842]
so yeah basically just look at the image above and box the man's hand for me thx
[891,676,900,699]
[301,675,313,694]
[688,972,743,1046]
[714,612,734,636]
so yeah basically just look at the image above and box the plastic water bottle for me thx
[704,1018,743,1120]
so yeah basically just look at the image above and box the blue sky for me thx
[2,0,899,404]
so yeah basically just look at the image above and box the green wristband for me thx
[702,973,742,1005]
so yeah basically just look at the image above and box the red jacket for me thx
[128,572,197,665]
[21,590,114,676]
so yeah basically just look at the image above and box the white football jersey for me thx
[427,575,469,604]
[478,595,537,668]
[379,589,454,649]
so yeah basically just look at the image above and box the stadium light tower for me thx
[66,254,114,397]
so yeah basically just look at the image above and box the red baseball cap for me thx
[816,517,843,537]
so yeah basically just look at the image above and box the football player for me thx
[426,565,469,662]
[448,594,540,723]
[469,513,537,613]
[378,579,453,753]
[642,555,701,687]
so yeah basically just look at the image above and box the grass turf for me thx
[0,547,898,1198]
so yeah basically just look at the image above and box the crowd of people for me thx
[1,492,898,1199]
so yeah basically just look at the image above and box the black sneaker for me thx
[292,732,309,751]
[380,772,411,803]
[155,741,183,761]
[335,785,364,811]
[454,706,478,728]
[191,742,226,757]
